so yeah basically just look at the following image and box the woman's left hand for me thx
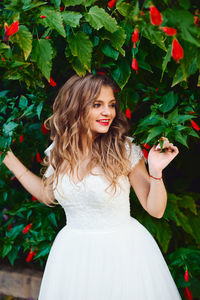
[148,137,179,174]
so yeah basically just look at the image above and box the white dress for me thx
[38,137,182,300]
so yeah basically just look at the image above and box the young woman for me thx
[2,74,181,299]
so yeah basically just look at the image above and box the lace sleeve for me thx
[126,136,146,169]
[44,142,55,178]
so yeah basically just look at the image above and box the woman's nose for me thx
[101,106,111,115]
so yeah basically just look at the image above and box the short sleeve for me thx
[125,136,146,169]
[44,142,55,178]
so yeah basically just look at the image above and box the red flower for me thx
[194,16,199,25]
[142,148,149,160]
[189,111,195,114]
[125,109,131,120]
[40,15,47,19]
[97,71,105,75]
[171,38,184,62]
[184,287,193,300]
[142,143,151,149]
[36,152,42,162]
[2,57,6,62]
[184,270,189,282]
[19,134,24,143]
[155,88,158,92]
[12,139,16,143]
[32,196,37,202]
[8,223,12,231]
[41,123,49,134]
[131,58,138,74]
[60,6,64,12]
[49,77,57,87]
[26,247,37,262]
[46,36,50,39]
[161,27,177,36]
[191,120,200,131]
[108,0,116,9]
[149,6,163,26]
[23,223,32,234]
[132,28,139,48]
[4,21,19,42]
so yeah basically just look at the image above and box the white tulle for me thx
[38,137,181,300]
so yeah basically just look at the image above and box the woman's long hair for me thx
[41,74,133,206]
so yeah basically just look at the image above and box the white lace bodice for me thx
[44,137,144,231]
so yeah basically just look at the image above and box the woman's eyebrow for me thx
[94,99,116,103]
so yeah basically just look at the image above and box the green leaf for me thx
[179,194,197,215]
[85,6,118,33]
[146,126,165,143]
[20,104,35,118]
[6,224,24,239]
[63,0,82,5]
[101,43,119,60]
[19,95,28,109]
[116,2,130,16]
[36,102,43,120]
[155,221,172,253]
[171,66,184,87]
[32,39,53,80]
[63,0,97,6]
[48,212,57,227]
[159,91,178,113]
[167,108,179,123]
[22,0,46,11]
[2,244,12,258]
[161,45,172,80]
[7,245,20,266]
[35,244,51,258]
[175,132,188,147]
[111,59,131,89]
[143,28,166,51]
[132,1,139,19]
[139,117,160,127]
[178,115,194,123]
[3,122,18,135]
[40,7,66,37]
[11,25,32,60]
[68,31,93,71]
[70,56,87,76]
[50,0,61,9]
[99,26,126,56]
[181,26,200,48]
[62,11,82,27]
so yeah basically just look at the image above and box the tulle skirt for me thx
[38,217,181,300]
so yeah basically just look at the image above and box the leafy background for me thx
[0,0,200,299]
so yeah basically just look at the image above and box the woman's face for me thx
[88,85,116,136]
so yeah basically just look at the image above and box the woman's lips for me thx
[96,120,110,126]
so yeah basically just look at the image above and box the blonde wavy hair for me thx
[41,74,133,206]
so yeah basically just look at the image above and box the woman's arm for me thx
[2,150,54,204]
[128,158,167,218]
[128,138,179,218]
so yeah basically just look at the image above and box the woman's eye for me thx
[111,103,116,108]
[93,103,100,108]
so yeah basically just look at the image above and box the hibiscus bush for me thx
[0,0,200,299]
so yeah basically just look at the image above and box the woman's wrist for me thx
[149,168,162,179]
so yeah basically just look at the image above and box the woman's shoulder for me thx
[124,136,146,167]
